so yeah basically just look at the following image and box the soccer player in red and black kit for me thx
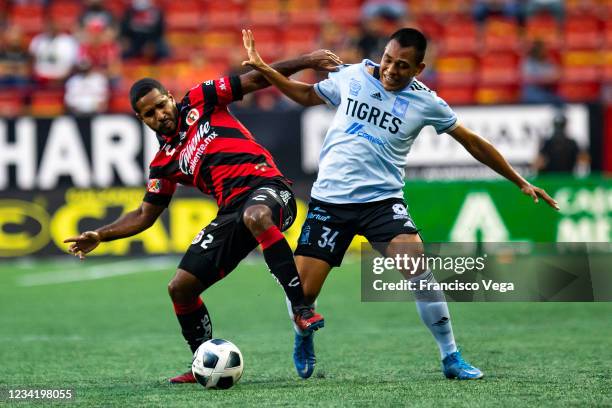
[64,49,342,383]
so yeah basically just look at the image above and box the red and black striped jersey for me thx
[143,76,287,210]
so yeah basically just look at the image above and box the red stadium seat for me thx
[105,0,127,19]
[166,30,202,61]
[557,81,600,101]
[202,0,244,29]
[246,0,282,26]
[108,88,131,113]
[48,1,82,28]
[30,89,65,117]
[482,18,521,52]
[478,52,520,85]
[327,0,361,26]
[436,54,477,86]
[201,29,240,62]
[9,3,44,34]
[475,85,519,104]
[414,15,443,41]
[439,18,478,55]
[286,0,323,25]
[526,14,561,49]
[0,90,26,117]
[602,50,612,82]
[435,85,475,105]
[165,1,204,31]
[282,25,320,55]
[564,12,602,49]
[561,50,602,83]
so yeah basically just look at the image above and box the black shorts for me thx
[294,197,419,267]
[179,179,297,289]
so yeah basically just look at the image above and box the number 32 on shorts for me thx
[192,229,214,249]
[318,227,338,251]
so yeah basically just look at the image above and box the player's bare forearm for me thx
[240,57,313,95]
[449,125,559,209]
[463,134,525,187]
[252,63,323,106]
[64,201,164,258]
[95,202,164,242]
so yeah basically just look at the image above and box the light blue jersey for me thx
[311,59,458,204]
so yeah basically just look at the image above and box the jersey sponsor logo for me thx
[307,211,331,221]
[186,108,200,126]
[147,178,162,193]
[345,98,402,134]
[179,121,218,175]
[345,122,386,146]
[349,78,361,96]
[370,92,382,101]
[298,225,311,245]
[392,97,409,118]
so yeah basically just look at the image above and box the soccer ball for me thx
[192,339,244,389]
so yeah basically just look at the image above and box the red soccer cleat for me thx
[294,308,325,332]
[169,371,196,384]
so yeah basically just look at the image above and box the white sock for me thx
[409,270,458,359]
[285,296,316,337]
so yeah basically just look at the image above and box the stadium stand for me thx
[0,0,611,113]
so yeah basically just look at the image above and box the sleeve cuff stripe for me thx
[314,83,338,106]
[438,120,458,134]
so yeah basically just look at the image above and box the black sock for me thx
[173,298,212,353]
[256,226,305,309]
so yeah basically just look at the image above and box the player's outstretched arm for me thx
[241,29,338,106]
[449,125,559,210]
[63,201,165,259]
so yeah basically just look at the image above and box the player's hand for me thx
[305,49,343,72]
[520,183,559,210]
[241,29,266,70]
[63,231,101,259]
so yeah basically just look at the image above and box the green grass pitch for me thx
[0,256,610,407]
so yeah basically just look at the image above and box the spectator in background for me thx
[357,15,392,61]
[525,0,564,23]
[362,0,407,20]
[473,0,524,25]
[64,58,109,115]
[78,19,121,86]
[29,20,79,86]
[0,25,29,88]
[521,40,562,104]
[120,0,168,61]
[533,112,589,174]
[79,0,115,32]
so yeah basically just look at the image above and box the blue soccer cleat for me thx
[293,332,316,379]
[442,350,484,380]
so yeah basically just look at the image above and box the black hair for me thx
[129,78,167,112]
[389,28,427,64]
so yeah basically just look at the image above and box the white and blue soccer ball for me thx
[192,339,244,389]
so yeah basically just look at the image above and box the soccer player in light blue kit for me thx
[242,28,559,380]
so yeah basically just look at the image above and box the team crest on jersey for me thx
[349,78,361,96]
[147,179,162,193]
[186,108,200,126]
[392,97,409,118]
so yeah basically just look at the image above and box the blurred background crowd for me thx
[0,0,610,115]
